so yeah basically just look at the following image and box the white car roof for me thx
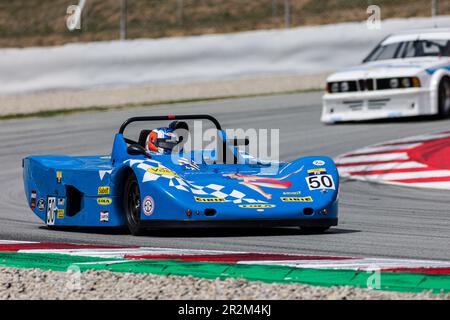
[382,28,450,45]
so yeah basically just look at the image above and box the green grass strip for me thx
[0,252,449,294]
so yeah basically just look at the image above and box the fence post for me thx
[284,0,291,28]
[177,0,184,25]
[431,0,438,17]
[272,0,278,17]
[120,0,127,40]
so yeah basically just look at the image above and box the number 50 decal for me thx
[306,175,335,190]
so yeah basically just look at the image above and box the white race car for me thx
[322,28,450,123]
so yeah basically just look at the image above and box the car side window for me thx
[401,40,450,58]
[369,42,401,61]
[422,41,441,55]
[401,41,416,58]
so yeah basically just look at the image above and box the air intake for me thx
[66,185,83,217]
[204,209,217,216]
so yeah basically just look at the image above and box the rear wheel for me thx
[438,77,450,117]
[124,173,146,236]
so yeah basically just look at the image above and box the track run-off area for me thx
[336,131,450,190]
[0,91,450,293]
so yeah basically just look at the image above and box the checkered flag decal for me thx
[125,159,266,203]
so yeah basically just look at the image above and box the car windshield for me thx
[363,39,450,62]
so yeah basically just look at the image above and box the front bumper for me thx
[321,88,434,123]
[140,218,338,229]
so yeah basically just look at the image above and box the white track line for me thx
[18,247,242,258]
[375,132,450,145]
[404,181,450,189]
[356,170,450,181]
[337,161,427,174]
[240,258,450,270]
[0,240,37,244]
[336,153,409,164]
[344,143,421,155]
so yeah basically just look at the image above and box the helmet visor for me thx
[156,137,178,151]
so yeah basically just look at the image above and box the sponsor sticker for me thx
[281,196,313,202]
[283,191,301,195]
[57,209,65,219]
[100,211,109,222]
[98,186,110,195]
[147,167,178,177]
[143,196,155,216]
[97,197,112,205]
[30,190,37,209]
[57,198,65,206]
[194,197,226,203]
[37,198,45,211]
[239,204,276,209]
[307,168,327,175]
[313,160,325,166]
[56,171,63,183]
[46,197,56,226]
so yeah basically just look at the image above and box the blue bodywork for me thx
[23,118,339,230]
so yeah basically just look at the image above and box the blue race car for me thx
[23,115,339,235]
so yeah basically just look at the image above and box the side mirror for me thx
[127,144,149,157]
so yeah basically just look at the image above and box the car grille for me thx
[328,77,418,93]
[368,98,390,109]
[343,100,364,110]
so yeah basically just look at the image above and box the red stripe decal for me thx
[343,149,410,158]
[0,242,135,252]
[336,159,408,167]
[124,253,355,263]
[375,138,447,147]
[345,167,438,176]
[383,267,450,275]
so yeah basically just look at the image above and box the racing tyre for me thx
[438,77,450,118]
[124,173,146,236]
[300,226,330,234]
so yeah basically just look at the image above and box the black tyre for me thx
[438,77,450,118]
[124,173,146,236]
[300,226,330,234]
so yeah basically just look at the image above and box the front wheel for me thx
[438,77,450,118]
[124,173,146,236]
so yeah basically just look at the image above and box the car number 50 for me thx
[306,175,335,190]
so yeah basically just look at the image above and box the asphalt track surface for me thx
[1,92,449,261]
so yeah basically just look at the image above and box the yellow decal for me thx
[281,196,313,202]
[194,197,226,203]
[56,171,63,183]
[97,198,112,205]
[239,204,276,209]
[57,209,65,219]
[147,167,178,177]
[98,186,110,195]
[307,168,326,174]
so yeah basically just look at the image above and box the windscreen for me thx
[364,39,450,62]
